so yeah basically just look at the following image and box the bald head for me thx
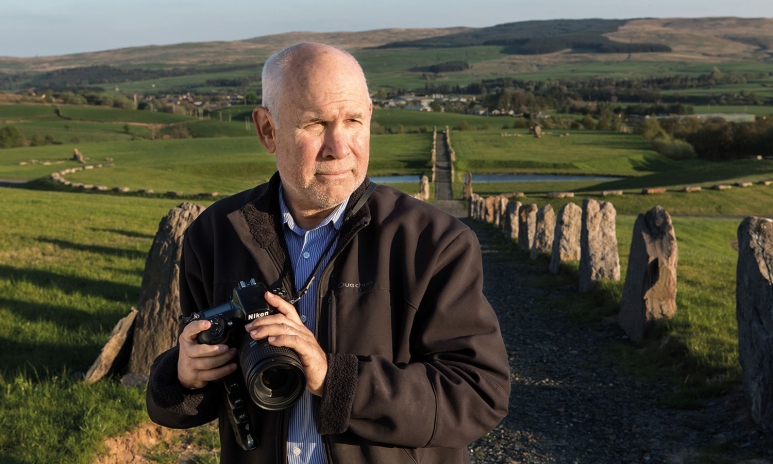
[261,43,369,123]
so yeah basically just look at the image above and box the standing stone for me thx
[420,175,430,201]
[84,308,138,384]
[505,200,522,241]
[579,199,620,292]
[617,206,678,342]
[736,216,773,430]
[498,196,509,230]
[550,202,582,274]
[463,173,473,200]
[72,148,85,163]
[485,196,497,224]
[531,204,556,260]
[127,202,207,375]
[518,204,538,252]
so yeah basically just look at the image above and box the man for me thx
[147,43,510,464]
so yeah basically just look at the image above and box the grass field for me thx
[452,128,677,177]
[0,188,204,463]
[1,99,772,462]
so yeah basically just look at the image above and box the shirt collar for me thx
[278,183,350,234]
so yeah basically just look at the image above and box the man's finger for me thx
[190,349,237,370]
[180,319,211,343]
[264,292,303,324]
[197,363,238,382]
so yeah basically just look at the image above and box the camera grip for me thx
[197,316,227,344]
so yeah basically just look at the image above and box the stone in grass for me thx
[138,189,154,194]
[602,190,623,196]
[713,184,732,190]
[81,184,94,190]
[166,190,183,197]
[683,186,701,193]
[531,204,555,260]
[198,192,219,197]
[485,196,498,225]
[127,202,207,376]
[736,181,753,188]
[550,202,582,274]
[114,186,130,193]
[547,192,574,199]
[96,185,108,191]
[505,200,522,241]
[641,187,666,195]
[84,308,138,384]
[759,180,773,186]
[617,206,678,343]
[736,216,773,430]
[579,199,620,292]
[518,204,538,252]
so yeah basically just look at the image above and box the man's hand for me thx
[244,292,328,396]
[178,320,238,390]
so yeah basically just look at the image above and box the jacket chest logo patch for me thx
[338,281,373,289]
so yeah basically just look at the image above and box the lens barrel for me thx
[239,333,306,411]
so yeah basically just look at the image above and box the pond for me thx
[371,174,623,183]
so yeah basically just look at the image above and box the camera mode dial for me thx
[198,316,227,344]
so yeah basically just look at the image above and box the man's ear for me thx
[253,107,277,153]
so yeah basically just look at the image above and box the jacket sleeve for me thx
[318,228,511,448]
[146,230,221,428]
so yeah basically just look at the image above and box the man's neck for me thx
[286,204,337,230]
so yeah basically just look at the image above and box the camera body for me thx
[180,279,307,450]
[192,279,277,345]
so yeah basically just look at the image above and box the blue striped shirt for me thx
[279,184,350,464]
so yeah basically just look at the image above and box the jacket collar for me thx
[229,172,373,276]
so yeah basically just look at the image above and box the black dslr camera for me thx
[180,279,306,449]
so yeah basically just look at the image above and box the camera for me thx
[181,279,306,412]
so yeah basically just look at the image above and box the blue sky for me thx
[3,0,773,57]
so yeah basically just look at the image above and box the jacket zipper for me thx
[315,219,369,464]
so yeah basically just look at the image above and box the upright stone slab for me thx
[84,308,138,384]
[617,206,678,342]
[420,175,430,201]
[485,196,497,224]
[531,204,556,260]
[505,201,522,241]
[737,216,773,430]
[498,196,509,230]
[476,196,485,221]
[127,202,207,375]
[550,202,582,274]
[579,199,620,292]
[518,204,538,252]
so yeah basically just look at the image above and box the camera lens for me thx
[261,367,288,389]
[239,333,306,411]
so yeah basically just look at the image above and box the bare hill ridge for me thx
[0,27,471,72]
[0,17,770,81]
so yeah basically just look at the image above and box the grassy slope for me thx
[0,188,208,463]
[452,128,677,177]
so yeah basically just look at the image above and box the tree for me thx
[30,133,46,147]
[0,126,27,148]
[245,93,260,105]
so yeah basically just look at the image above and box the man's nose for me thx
[322,123,351,159]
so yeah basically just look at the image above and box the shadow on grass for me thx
[89,227,156,240]
[0,297,130,332]
[36,238,148,261]
[0,265,140,304]
[0,334,104,375]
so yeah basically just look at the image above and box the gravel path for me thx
[463,218,773,464]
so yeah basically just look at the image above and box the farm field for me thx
[1,99,772,462]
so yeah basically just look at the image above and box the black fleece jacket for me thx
[146,173,510,464]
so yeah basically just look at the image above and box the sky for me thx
[2,0,773,58]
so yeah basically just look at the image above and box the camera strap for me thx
[287,181,377,305]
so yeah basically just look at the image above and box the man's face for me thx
[272,53,371,215]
